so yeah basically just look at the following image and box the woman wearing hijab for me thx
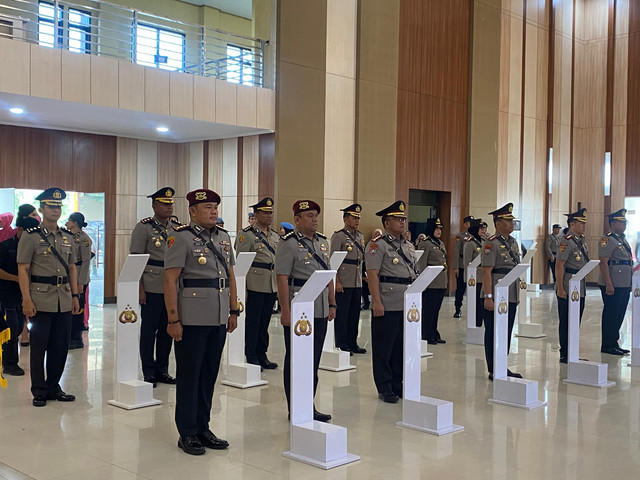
[65,212,92,349]
[0,212,17,243]
[463,219,488,327]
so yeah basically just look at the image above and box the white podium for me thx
[563,260,615,388]
[489,264,546,410]
[413,250,433,358]
[629,271,640,367]
[319,251,355,372]
[222,252,267,389]
[516,245,545,339]
[465,255,484,345]
[397,266,464,436]
[109,254,162,410]
[283,270,359,469]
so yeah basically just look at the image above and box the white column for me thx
[629,271,640,367]
[465,255,484,345]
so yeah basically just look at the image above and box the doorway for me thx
[408,189,451,242]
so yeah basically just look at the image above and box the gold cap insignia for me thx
[166,189,173,197]
[53,190,62,199]
[195,191,207,201]
[399,203,405,212]
[299,201,309,210]
[294,313,312,336]
[508,205,513,213]
[266,199,273,206]
[355,205,362,213]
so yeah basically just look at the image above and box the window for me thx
[226,45,254,86]
[38,2,91,53]
[136,24,184,71]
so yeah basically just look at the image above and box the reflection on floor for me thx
[1,288,640,479]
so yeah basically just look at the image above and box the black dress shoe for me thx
[313,410,332,422]
[507,370,522,379]
[157,373,176,384]
[436,339,446,344]
[82,325,89,331]
[488,373,493,381]
[2,364,25,376]
[350,345,367,354]
[32,396,47,407]
[246,358,264,371]
[47,391,76,402]
[453,311,461,318]
[197,430,229,450]
[259,357,278,369]
[616,346,631,354]
[178,436,205,455]
[427,338,438,345]
[378,392,399,404]
[559,356,568,364]
[68,341,84,350]
[144,377,158,388]
[601,347,624,356]
[337,346,354,356]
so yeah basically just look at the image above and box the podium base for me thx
[563,360,615,389]
[108,380,162,410]
[627,347,640,367]
[319,349,356,372]
[222,363,268,389]
[464,327,484,345]
[489,377,546,410]
[283,422,360,470]
[516,322,545,338]
[527,284,541,292]
[421,341,434,358]
[397,397,464,436]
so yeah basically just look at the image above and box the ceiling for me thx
[178,0,253,19]
[0,92,271,143]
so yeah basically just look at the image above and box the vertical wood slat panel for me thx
[626,0,640,194]
[258,133,275,200]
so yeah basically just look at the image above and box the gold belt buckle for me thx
[56,276,64,287]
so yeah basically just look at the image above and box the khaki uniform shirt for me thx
[463,236,483,283]
[73,230,92,286]
[556,234,589,297]
[164,222,235,326]
[330,228,365,288]
[235,226,279,293]
[417,236,448,289]
[275,228,331,318]
[598,232,633,288]
[130,217,170,294]
[453,230,471,270]
[17,225,77,313]
[481,234,521,303]
[365,231,418,311]
[546,234,561,259]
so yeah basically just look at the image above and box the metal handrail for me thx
[0,0,266,87]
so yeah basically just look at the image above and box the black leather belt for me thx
[289,278,307,287]
[492,268,513,274]
[183,278,227,289]
[31,275,69,286]
[342,258,361,266]
[609,260,632,266]
[251,261,274,271]
[565,268,580,274]
[148,259,164,267]
[379,276,412,285]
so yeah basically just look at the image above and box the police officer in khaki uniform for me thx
[330,203,366,354]
[164,189,237,455]
[275,200,335,423]
[481,203,522,380]
[235,197,279,369]
[417,218,447,344]
[365,201,418,403]
[130,187,176,386]
[546,224,562,283]
[17,188,80,407]
[66,212,92,350]
[463,219,488,327]
[453,215,474,317]
[555,208,589,363]
[598,208,632,356]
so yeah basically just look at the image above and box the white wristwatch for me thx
[486,294,493,299]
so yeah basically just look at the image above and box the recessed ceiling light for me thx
[156,126,169,133]
[9,107,24,114]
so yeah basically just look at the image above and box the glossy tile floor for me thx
[2,287,640,480]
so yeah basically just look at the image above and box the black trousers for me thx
[283,317,327,411]
[548,260,557,283]
[600,286,631,349]
[455,267,466,311]
[483,302,517,374]
[29,310,72,397]
[244,290,277,362]
[474,283,484,327]
[70,284,87,344]
[371,311,403,395]
[140,292,173,378]
[174,324,227,438]
[421,288,446,341]
[335,287,363,349]
[1,302,25,367]
[557,295,585,358]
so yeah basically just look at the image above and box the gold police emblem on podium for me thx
[634,286,640,298]
[118,305,138,324]
[498,299,508,315]
[237,300,244,314]
[294,313,312,336]
[571,289,580,302]
[520,281,527,290]
[468,277,476,287]
[407,303,420,322]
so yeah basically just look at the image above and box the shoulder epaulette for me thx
[371,233,382,242]
[488,234,498,241]
[317,232,327,239]
[140,217,153,224]
[564,234,573,239]
[242,226,252,232]
[334,229,342,234]
[466,236,474,241]
[606,232,613,236]
[26,226,41,234]
[282,231,295,240]
[172,223,190,231]
[217,226,228,233]
[60,227,72,234]
[270,228,279,235]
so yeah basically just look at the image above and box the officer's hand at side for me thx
[557,288,567,299]
[227,314,238,333]
[484,297,494,311]
[72,297,80,315]
[23,298,36,317]
[335,281,344,293]
[167,322,183,341]
[328,306,336,321]
[606,283,615,295]
[139,291,146,305]
[372,300,384,317]
[454,270,459,278]
[280,311,291,327]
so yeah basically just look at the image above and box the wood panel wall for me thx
[0,125,117,297]
[626,0,640,194]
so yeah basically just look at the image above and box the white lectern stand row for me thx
[515,243,545,339]
[629,271,640,368]
[465,254,484,345]
[413,250,433,359]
